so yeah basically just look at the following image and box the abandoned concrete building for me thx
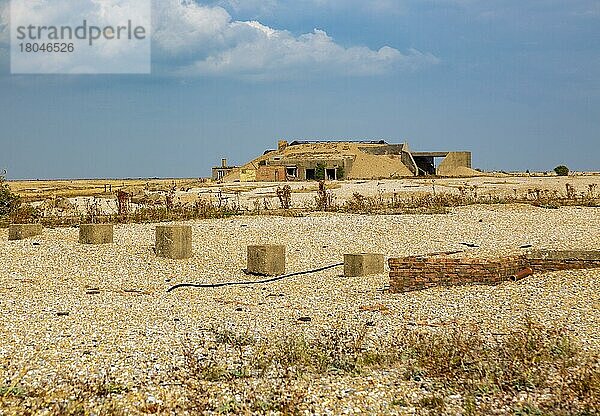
[212,159,240,181]
[213,140,477,182]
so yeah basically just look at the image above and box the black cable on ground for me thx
[167,262,344,293]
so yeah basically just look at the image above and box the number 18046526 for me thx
[19,43,75,53]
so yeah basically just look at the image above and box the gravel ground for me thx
[1,204,600,413]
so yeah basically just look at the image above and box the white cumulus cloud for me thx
[210,0,406,17]
[0,0,439,78]
[152,0,438,78]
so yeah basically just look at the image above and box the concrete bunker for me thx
[215,140,475,182]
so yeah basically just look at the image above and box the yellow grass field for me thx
[7,173,599,204]
[6,178,207,202]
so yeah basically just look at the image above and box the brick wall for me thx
[389,251,600,293]
[389,256,526,293]
[256,166,286,182]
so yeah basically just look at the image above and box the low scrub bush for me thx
[8,179,600,226]
[171,320,600,414]
[1,320,598,414]
[0,173,20,219]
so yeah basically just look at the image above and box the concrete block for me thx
[155,225,192,259]
[8,224,42,241]
[79,224,114,244]
[345,253,385,277]
[247,245,285,276]
[527,250,600,261]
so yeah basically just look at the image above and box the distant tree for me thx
[315,164,326,181]
[554,165,569,177]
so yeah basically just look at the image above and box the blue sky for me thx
[1,0,599,179]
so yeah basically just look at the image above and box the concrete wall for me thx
[436,152,472,176]
[401,151,418,176]
[239,169,257,182]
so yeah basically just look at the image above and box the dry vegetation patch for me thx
[1,321,599,415]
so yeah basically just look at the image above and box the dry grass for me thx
[336,184,600,215]
[394,320,600,414]
[1,320,598,415]
[2,179,599,227]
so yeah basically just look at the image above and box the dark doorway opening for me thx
[326,168,337,180]
[305,169,316,180]
[413,156,436,176]
[286,167,298,178]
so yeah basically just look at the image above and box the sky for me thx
[0,0,599,179]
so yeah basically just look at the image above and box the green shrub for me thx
[315,164,326,181]
[554,165,569,176]
[0,173,20,217]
